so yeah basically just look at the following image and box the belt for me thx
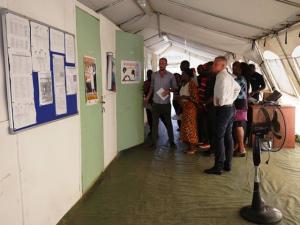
[215,104,233,108]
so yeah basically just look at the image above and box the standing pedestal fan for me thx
[240,106,286,224]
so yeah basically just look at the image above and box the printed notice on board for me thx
[8,50,32,75]
[12,102,36,129]
[30,22,49,51]
[50,28,65,53]
[6,13,36,130]
[6,13,30,53]
[65,34,75,64]
[10,75,34,103]
[32,49,50,72]
[53,54,67,115]
[65,67,78,95]
[38,72,53,105]
[31,22,50,72]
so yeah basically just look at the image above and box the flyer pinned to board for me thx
[121,60,141,84]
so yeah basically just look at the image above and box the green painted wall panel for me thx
[76,8,104,192]
[116,31,144,151]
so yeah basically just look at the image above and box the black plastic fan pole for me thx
[240,133,282,224]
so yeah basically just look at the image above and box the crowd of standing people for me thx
[144,56,266,175]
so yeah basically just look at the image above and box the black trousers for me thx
[146,108,153,133]
[172,100,181,128]
[214,105,235,169]
[206,104,216,146]
[152,103,174,145]
[198,110,209,144]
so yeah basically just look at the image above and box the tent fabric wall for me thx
[257,34,300,96]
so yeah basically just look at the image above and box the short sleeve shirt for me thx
[151,70,178,104]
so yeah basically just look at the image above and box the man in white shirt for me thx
[204,56,241,175]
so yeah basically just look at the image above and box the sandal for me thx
[186,149,196,155]
[233,150,246,157]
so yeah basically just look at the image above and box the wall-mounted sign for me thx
[121,60,141,84]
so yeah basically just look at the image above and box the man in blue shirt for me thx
[144,58,178,149]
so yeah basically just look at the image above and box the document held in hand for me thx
[156,88,169,101]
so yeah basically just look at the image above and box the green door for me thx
[116,31,144,151]
[76,7,104,192]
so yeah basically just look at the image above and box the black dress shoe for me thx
[201,149,213,156]
[223,166,231,172]
[204,167,223,175]
[170,142,177,149]
[148,143,157,150]
[224,162,231,172]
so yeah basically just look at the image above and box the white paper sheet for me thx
[65,34,75,64]
[50,28,65,53]
[65,67,78,95]
[156,88,169,101]
[8,50,32,75]
[6,13,30,53]
[10,75,34,103]
[32,48,50,72]
[38,72,53,105]
[30,22,49,51]
[53,55,67,115]
[12,102,36,129]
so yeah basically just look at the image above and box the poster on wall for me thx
[106,52,116,92]
[121,60,141,84]
[84,56,98,105]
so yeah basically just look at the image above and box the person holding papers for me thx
[174,69,200,154]
[144,58,178,150]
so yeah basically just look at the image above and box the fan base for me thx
[240,205,282,224]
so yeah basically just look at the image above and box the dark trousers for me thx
[198,110,209,143]
[152,103,174,145]
[172,100,181,128]
[206,104,216,146]
[214,106,235,169]
[146,108,153,133]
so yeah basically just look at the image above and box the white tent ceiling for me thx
[79,0,300,62]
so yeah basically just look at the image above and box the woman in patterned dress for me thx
[175,68,200,154]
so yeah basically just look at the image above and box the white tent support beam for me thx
[95,0,125,12]
[146,39,166,48]
[158,12,252,41]
[275,0,300,8]
[255,14,300,40]
[157,43,172,56]
[162,0,271,32]
[143,33,159,42]
[158,14,256,57]
[118,14,144,26]
[167,33,228,56]
[169,43,215,61]
[135,0,153,15]
[157,12,161,37]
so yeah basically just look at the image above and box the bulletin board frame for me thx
[1,9,78,133]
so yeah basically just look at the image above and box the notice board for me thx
[1,10,78,133]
